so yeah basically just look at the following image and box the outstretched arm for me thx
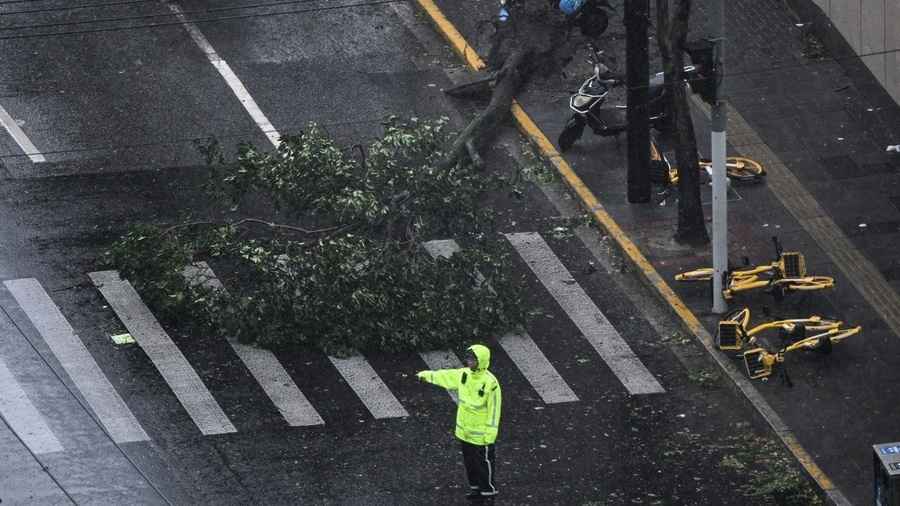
[416,369,463,391]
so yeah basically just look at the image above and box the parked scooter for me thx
[557,45,701,152]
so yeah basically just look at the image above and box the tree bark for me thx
[437,49,531,171]
[670,0,709,244]
[625,0,651,203]
[438,1,579,171]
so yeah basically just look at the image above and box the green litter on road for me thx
[110,333,135,345]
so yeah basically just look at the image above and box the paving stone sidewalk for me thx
[427,0,900,503]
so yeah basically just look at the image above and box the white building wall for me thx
[818,0,899,105]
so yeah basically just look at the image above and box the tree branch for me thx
[161,218,343,237]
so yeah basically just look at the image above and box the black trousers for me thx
[460,440,497,495]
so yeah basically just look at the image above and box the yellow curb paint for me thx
[779,432,836,491]
[413,0,843,500]
[414,0,486,71]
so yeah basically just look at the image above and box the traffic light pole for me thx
[711,0,727,313]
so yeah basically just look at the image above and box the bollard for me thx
[874,442,900,505]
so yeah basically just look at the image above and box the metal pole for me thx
[711,0,727,313]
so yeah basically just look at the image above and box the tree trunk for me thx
[655,0,673,129]
[670,0,709,245]
[437,49,531,171]
[626,0,651,203]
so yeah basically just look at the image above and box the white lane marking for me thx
[4,279,150,443]
[0,356,63,454]
[419,350,462,403]
[505,232,665,395]
[0,104,46,163]
[182,263,324,427]
[167,2,281,148]
[498,332,578,404]
[328,355,409,419]
[89,270,237,435]
[423,239,578,403]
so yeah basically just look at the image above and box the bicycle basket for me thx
[742,348,773,379]
[716,321,742,351]
[780,251,806,278]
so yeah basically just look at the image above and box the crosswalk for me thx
[89,270,237,436]
[505,232,666,395]
[423,239,579,405]
[0,231,664,455]
[5,278,151,444]
[183,262,325,427]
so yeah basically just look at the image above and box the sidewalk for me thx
[421,0,900,503]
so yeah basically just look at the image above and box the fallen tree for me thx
[105,118,529,356]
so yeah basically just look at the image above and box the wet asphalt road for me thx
[0,2,817,505]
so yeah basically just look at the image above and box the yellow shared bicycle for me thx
[742,325,862,381]
[649,141,766,186]
[674,237,834,301]
[715,307,843,351]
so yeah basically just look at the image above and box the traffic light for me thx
[684,38,718,105]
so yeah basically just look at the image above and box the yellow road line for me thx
[414,1,846,502]
[414,0,486,71]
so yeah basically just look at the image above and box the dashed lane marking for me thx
[0,355,63,454]
[182,263,325,427]
[423,239,579,404]
[167,2,281,148]
[89,270,237,436]
[0,103,46,163]
[327,355,409,419]
[4,278,150,443]
[505,232,665,395]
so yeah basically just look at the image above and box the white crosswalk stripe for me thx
[497,332,578,403]
[182,263,324,427]
[0,356,63,454]
[4,278,150,443]
[423,239,579,404]
[328,355,409,419]
[89,270,237,435]
[505,232,665,395]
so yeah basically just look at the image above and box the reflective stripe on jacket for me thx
[419,344,502,445]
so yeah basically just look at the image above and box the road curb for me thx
[411,1,849,503]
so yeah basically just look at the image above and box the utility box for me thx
[874,442,900,506]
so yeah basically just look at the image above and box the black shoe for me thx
[465,490,483,500]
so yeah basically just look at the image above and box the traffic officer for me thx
[417,344,502,501]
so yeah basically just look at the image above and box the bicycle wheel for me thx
[675,268,713,282]
[725,157,765,182]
